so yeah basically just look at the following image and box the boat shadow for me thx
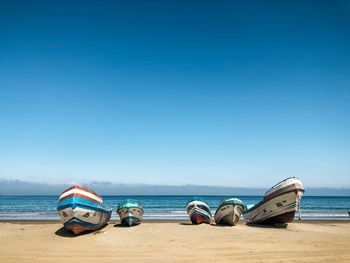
[113,223,139,228]
[246,223,288,229]
[55,227,91,237]
[179,222,221,226]
[179,222,196,226]
[210,224,233,227]
[55,224,108,237]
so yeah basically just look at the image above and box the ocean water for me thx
[0,195,349,220]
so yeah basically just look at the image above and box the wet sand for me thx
[1,221,349,262]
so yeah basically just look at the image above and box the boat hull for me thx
[57,186,112,234]
[117,209,143,226]
[190,211,211,224]
[261,210,296,224]
[243,188,304,224]
[121,216,141,226]
[117,200,144,227]
[58,205,112,234]
[214,199,244,226]
[186,200,212,225]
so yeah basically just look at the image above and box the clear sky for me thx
[0,0,349,188]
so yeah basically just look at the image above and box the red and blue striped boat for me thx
[186,198,212,224]
[57,185,112,234]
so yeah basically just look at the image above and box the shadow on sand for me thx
[179,222,196,226]
[210,223,233,227]
[113,223,139,228]
[246,223,288,229]
[55,224,108,237]
[179,222,223,226]
[180,221,287,228]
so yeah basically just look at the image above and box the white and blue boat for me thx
[117,199,144,226]
[57,185,112,234]
[214,198,245,226]
[186,198,212,224]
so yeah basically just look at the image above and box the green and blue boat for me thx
[214,198,245,226]
[117,199,144,226]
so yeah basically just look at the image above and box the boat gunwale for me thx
[215,199,245,214]
[117,199,143,209]
[268,177,299,190]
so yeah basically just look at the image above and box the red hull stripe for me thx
[59,193,102,204]
[67,225,97,234]
[192,215,210,224]
[61,186,101,199]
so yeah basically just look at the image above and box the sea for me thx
[0,195,349,221]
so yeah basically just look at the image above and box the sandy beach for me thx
[0,221,349,263]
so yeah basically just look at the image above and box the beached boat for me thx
[117,199,144,226]
[243,177,304,224]
[186,199,212,224]
[57,185,112,234]
[214,198,245,226]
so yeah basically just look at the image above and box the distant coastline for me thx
[1,179,350,196]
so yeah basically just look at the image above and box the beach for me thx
[1,221,349,263]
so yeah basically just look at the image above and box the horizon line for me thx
[1,178,350,189]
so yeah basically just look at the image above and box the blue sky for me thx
[0,0,349,188]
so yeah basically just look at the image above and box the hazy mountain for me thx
[0,179,349,196]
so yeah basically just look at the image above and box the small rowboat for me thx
[57,185,112,234]
[214,198,245,226]
[117,199,144,226]
[186,198,212,224]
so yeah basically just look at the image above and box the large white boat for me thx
[214,198,245,226]
[243,177,304,224]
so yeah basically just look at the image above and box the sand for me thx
[1,221,350,263]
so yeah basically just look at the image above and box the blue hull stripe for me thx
[57,197,110,213]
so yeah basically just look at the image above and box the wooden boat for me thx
[214,198,245,226]
[117,199,144,226]
[243,177,304,224]
[57,185,112,234]
[186,199,212,224]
